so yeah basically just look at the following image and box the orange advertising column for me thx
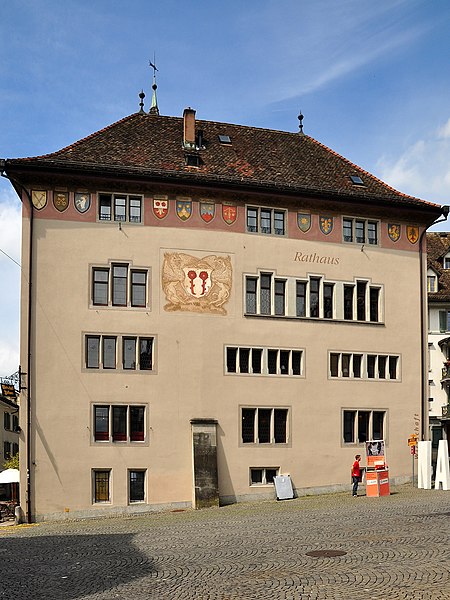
[378,470,390,496]
[366,471,379,497]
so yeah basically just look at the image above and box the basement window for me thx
[218,134,232,144]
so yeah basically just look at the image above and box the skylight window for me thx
[350,175,364,185]
[218,134,232,144]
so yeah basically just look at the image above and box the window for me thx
[427,275,437,292]
[93,405,146,443]
[330,352,399,380]
[86,335,154,371]
[241,408,289,444]
[4,412,11,430]
[444,256,450,269]
[245,272,382,323]
[342,217,378,245]
[246,207,286,236]
[98,193,142,223]
[93,470,111,503]
[129,470,146,503]
[343,410,385,444]
[3,441,11,460]
[226,346,303,376]
[250,467,279,485]
[92,264,148,308]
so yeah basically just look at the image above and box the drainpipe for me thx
[0,162,34,523]
[419,205,449,441]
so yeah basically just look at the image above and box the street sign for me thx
[408,434,419,446]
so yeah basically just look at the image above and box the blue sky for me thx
[1,0,450,375]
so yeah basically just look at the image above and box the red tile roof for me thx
[427,232,450,301]
[5,111,440,211]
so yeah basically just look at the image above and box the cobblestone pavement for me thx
[1,484,449,600]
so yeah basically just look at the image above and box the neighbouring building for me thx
[0,383,20,501]
[1,95,444,521]
[426,232,450,455]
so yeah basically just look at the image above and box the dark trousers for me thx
[352,476,359,496]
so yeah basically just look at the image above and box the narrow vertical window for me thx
[94,470,111,503]
[292,351,302,375]
[129,197,142,223]
[260,209,271,234]
[251,348,262,374]
[99,194,112,221]
[372,412,384,440]
[353,355,362,378]
[280,350,290,374]
[103,337,116,369]
[343,411,356,443]
[246,277,257,314]
[258,409,271,443]
[226,347,238,373]
[112,265,128,306]
[114,196,126,221]
[274,279,285,316]
[357,411,370,443]
[330,353,339,377]
[129,470,145,502]
[367,221,378,245]
[112,406,127,441]
[388,356,398,380]
[378,355,387,379]
[94,406,109,441]
[260,274,272,315]
[123,337,137,370]
[139,338,153,370]
[367,355,376,378]
[274,211,285,235]
[267,349,278,374]
[344,285,354,320]
[130,406,145,441]
[274,409,288,443]
[356,281,367,321]
[131,271,147,307]
[369,287,380,322]
[242,408,256,443]
[296,281,306,317]
[355,220,365,244]
[309,277,320,318]
[342,354,351,377]
[246,207,258,232]
[343,218,353,242]
[239,348,250,373]
[93,269,109,305]
[86,336,100,368]
[323,283,334,319]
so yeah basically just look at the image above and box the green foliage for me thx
[3,452,19,470]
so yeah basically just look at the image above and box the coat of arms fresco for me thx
[200,202,215,222]
[407,226,419,244]
[319,216,333,235]
[176,198,192,221]
[388,224,401,242]
[153,196,168,219]
[222,203,237,225]
[297,213,311,233]
[162,252,232,314]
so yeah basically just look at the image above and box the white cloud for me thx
[376,120,450,208]
[0,339,19,378]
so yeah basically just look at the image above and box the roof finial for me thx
[298,110,305,136]
[149,54,159,115]
[138,90,145,113]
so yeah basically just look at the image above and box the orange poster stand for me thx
[365,440,390,497]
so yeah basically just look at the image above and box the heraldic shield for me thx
[176,199,192,221]
[297,213,311,233]
[407,226,419,244]
[153,196,168,219]
[388,224,401,242]
[319,216,333,235]
[200,202,215,223]
[162,252,232,314]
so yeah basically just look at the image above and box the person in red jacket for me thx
[351,455,362,497]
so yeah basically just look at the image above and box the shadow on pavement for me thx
[0,532,153,600]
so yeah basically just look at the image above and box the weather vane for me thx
[148,53,159,115]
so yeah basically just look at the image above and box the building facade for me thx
[2,105,442,521]
[426,232,450,454]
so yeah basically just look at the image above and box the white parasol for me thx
[0,469,20,484]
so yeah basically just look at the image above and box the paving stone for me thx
[0,484,449,599]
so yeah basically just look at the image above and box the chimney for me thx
[183,107,196,149]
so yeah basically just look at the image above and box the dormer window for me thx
[185,154,200,167]
[427,270,438,292]
[444,254,450,269]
